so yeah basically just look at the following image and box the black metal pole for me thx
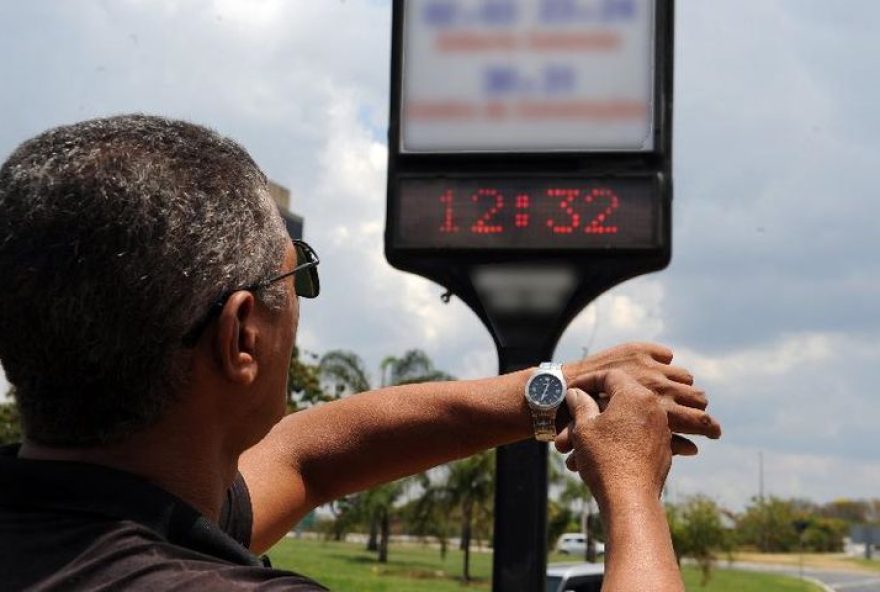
[492,346,554,592]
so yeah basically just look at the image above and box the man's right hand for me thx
[556,370,685,591]
[555,370,673,509]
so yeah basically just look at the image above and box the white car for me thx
[546,562,604,592]
[555,533,605,556]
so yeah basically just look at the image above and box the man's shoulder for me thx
[1,512,327,591]
[0,449,328,591]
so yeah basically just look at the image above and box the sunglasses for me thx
[181,239,320,346]
[249,240,320,299]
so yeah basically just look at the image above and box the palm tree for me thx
[448,452,494,581]
[318,350,371,397]
[286,347,332,411]
[379,349,453,386]
[0,398,21,446]
[415,451,495,581]
[407,472,454,559]
[551,451,600,562]
[318,348,454,563]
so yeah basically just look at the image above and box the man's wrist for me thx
[597,489,663,518]
[601,494,668,549]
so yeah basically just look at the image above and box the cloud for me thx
[670,442,880,512]
[672,332,880,463]
[681,333,835,385]
[663,0,880,354]
[556,275,665,361]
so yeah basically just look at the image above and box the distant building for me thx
[846,525,880,559]
[267,181,304,240]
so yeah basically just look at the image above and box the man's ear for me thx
[214,291,259,385]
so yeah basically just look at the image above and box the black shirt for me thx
[0,445,327,591]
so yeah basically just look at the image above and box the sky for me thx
[1,0,878,511]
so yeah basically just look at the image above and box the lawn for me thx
[681,567,823,591]
[733,551,880,573]
[852,557,880,572]
[268,538,823,591]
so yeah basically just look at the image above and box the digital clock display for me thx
[393,175,661,250]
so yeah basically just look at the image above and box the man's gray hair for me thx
[0,114,289,445]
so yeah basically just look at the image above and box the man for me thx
[0,115,719,590]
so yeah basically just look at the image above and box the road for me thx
[728,561,880,592]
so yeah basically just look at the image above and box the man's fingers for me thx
[567,372,613,399]
[569,370,642,403]
[671,434,698,456]
[664,402,722,439]
[593,391,610,413]
[659,382,708,410]
[565,387,600,423]
[569,371,720,439]
[554,426,573,454]
[558,388,601,465]
[646,343,674,364]
[664,364,695,386]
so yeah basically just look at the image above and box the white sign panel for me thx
[401,0,657,153]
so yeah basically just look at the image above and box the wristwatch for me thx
[524,362,567,442]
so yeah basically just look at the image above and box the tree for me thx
[550,451,601,562]
[736,497,803,552]
[405,473,455,560]
[317,348,454,563]
[0,400,21,445]
[414,451,495,581]
[379,349,454,386]
[800,516,848,552]
[356,480,410,563]
[323,496,360,542]
[667,496,731,586]
[819,498,871,524]
[562,478,602,562]
[736,497,848,554]
[447,451,494,581]
[286,347,332,411]
[547,498,578,556]
[317,350,371,397]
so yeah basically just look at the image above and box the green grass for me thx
[268,538,823,591]
[682,567,823,592]
[732,551,880,573]
[268,538,492,591]
[850,557,880,572]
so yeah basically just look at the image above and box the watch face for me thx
[527,373,565,407]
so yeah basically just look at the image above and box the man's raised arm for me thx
[240,343,720,553]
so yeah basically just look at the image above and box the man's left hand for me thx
[560,342,721,455]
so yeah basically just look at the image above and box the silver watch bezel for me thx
[524,363,567,411]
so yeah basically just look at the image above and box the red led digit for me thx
[515,193,530,228]
[439,189,458,233]
[470,188,504,234]
[584,188,620,234]
[545,188,580,234]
